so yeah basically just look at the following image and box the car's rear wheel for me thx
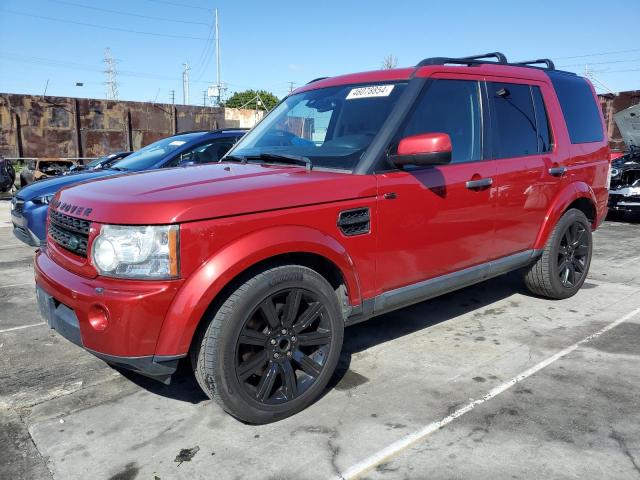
[524,208,593,299]
[192,265,344,424]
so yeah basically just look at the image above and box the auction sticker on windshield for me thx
[346,85,394,100]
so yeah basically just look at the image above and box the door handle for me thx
[465,177,493,189]
[548,166,567,177]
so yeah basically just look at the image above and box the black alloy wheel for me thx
[557,221,589,288]
[235,288,332,405]
[523,208,593,299]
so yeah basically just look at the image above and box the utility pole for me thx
[215,8,220,96]
[182,63,191,105]
[288,81,295,94]
[104,48,119,100]
[202,90,208,107]
[169,90,175,104]
[206,8,227,106]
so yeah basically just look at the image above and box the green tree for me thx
[224,89,279,111]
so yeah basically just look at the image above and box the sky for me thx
[1,0,639,105]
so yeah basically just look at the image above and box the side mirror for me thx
[391,132,452,167]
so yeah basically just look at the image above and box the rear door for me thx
[376,78,497,294]
[487,80,560,259]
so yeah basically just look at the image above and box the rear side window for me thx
[488,82,538,158]
[548,73,603,144]
[400,79,482,163]
[532,86,553,153]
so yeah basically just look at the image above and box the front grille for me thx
[48,210,90,257]
[337,207,370,236]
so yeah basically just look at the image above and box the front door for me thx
[376,78,497,295]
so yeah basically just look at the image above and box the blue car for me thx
[11,128,246,246]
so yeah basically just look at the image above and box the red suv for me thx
[35,53,609,423]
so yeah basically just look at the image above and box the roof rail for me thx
[306,77,329,84]
[207,128,249,134]
[513,59,555,70]
[417,52,508,67]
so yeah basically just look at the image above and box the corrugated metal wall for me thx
[0,93,263,158]
[2,91,639,158]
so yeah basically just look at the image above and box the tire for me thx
[524,208,593,299]
[191,265,344,424]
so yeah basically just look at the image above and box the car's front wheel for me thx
[524,208,593,299]
[192,265,344,424]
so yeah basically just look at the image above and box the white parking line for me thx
[0,322,45,334]
[337,305,640,480]
[0,282,33,289]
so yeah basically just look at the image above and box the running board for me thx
[346,249,541,326]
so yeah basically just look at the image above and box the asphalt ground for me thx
[1,199,639,480]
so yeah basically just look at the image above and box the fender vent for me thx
[338,208,370,236]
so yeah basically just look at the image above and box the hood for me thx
[54,163,377,224]
[614,104,640,150]
[17,169,117,201]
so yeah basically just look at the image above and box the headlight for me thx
[92,225,179,279]
[33,194,54,205]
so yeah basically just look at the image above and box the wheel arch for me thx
[533,182,598,250]
[154,226,361,356]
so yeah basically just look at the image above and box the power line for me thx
[555,48,640,60]
[594,68,640,74]
[138,0,210,11]
[44,0,209,26]
[0,52,213,85]
[559,57,640,68]
[1,9,210,40]
[192,12,216,81]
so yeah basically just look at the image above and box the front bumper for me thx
[34,249,185,383]
[608,194,640,212]
[11,201,46,247]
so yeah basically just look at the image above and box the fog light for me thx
[88,305,109,331]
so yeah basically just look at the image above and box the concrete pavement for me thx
[1,199,639,479]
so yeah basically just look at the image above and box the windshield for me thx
[113,133,204,171]
[227,82,407,171]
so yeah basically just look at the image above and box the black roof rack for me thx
[513,58,555,70]
[174,128,248,136]
[306,77,329,85]
[416,52,557,71]
[417,52,508,67]
[207,128,249,134]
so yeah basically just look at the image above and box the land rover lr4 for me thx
[35,53,610,424]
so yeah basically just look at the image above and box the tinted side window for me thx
[400,80,482,163]
[163,141,219,168]
[548,72,603,144]
[488,82,538,158]
[532,86,552,153]
[197,141,234,163]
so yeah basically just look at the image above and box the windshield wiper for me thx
[254,153,313,171]
[222,153,313,170]
[109,166,128,172]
